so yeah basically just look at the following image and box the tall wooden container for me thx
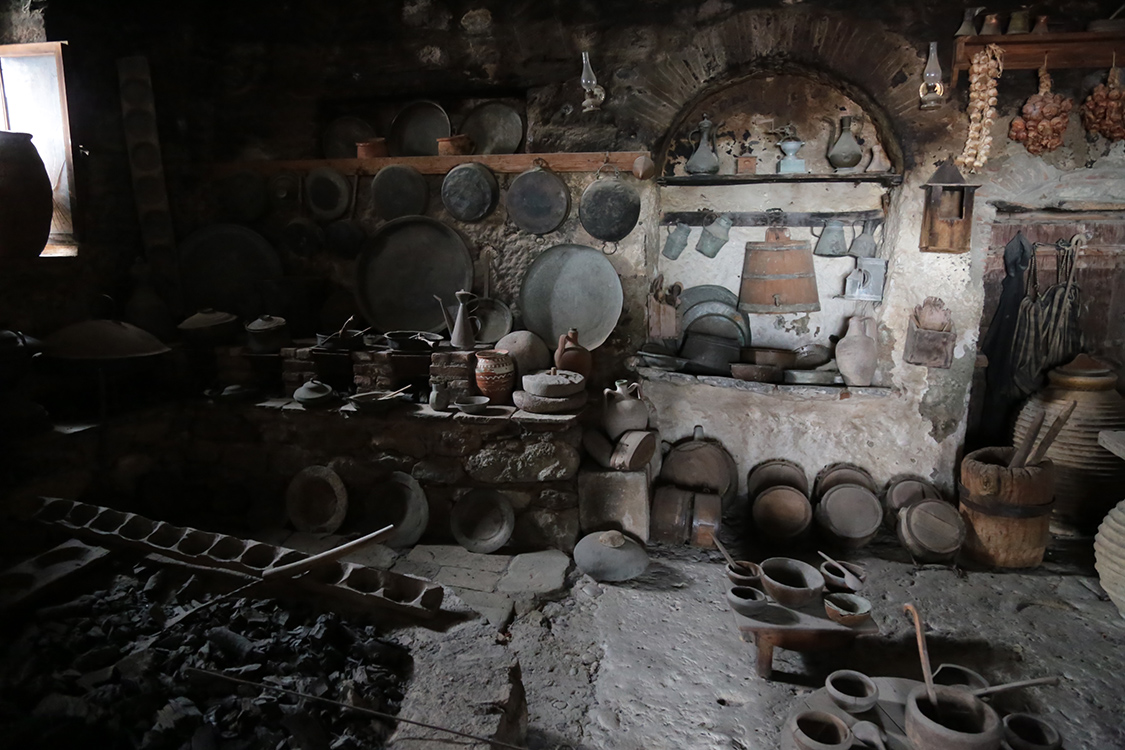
[959,446,1055,568]
[739,227,820,313]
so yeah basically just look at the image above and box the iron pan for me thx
[180,224,282,319]
[321,115,376,159]
[441,163,498,222]
[355,217,472,334]
[460,101,524,154]
[389,100,451,157]
[579,174,641,242]
[520,243,623,351]
[506,166,570,235]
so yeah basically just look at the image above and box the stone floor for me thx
[394,538,1125,749]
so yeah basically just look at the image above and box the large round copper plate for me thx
[179,224,282,319]
[355,217,472,333]
[520,243,622,351]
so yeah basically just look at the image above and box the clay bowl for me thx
[905,684,1002,750]
[1003,713,1061,750]
[726,560,761,586]
[825,669,879,713]
[759,557,825,608]
[788,710,853,750]
[823,592,872,626]
[726,585,769,617]
[454,395,490,415]
[933,663,989,692]
[348,390,409,414]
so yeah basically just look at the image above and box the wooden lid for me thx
[819,485,882,540]
[902,499,965,555]
[752,486,812,539]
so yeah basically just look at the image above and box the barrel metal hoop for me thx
[957,484,1055,519]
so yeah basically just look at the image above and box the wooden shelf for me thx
[211,151,650,177]
[656,173,902,187]
[660,209,883,227]
[952,31,1125,85]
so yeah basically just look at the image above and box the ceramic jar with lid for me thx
[1014,354,1125,531]
[245,314,290,353]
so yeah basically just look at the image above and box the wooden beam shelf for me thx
[952,31,1125,85]
[211,151,650,177]
[657,173,902,187]
[660,209,883,227]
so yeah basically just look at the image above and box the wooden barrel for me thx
[739,228,821,313]
[959,446,1055,568]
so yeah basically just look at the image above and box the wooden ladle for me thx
[904,603,938,708]
[817,550,865,591]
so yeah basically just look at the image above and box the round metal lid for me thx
[441,163,499,222]
[371,164,428,220]
[460,101,524,154]
[388,100,451,157]
[506,166,570,235]
[579,173,640,242]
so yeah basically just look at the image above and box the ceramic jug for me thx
[865,143,892,173]
[663,222,691,260]
[849,220,879,258]
[812,219,850,257]
[685,114,720,175]
[695,214,733,258]
[836,316,877,387]
[437,290,478,350]
[955,7,983,36]
[604,380,648,441]
[429,382,450,411]
[979,13,1001,34]
[827,116,863,170]
[555,328,593,378]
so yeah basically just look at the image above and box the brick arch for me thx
[608,9,955,172]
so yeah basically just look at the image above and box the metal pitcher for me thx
[849,219,879,258]
[695,214,733,258]
[663,222,691,260]
[812,219,850,257]
[685,114,720,175]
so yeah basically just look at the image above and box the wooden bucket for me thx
[739,228,820,313]
[959,446,1055,568]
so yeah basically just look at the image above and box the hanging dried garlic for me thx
[1009,65,1073,154]
[1081,66,1125,142]
[956,43,1004,173]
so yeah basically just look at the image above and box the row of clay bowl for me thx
[748,460,965,562]
[725,556,873,626]
[31,497,444,616]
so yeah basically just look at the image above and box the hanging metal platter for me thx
[305,167,351,221]
[579,170,640,242]
[388,100,451,157]
[355,217,473,333]
[321,115,376,159]
[520,243,623,351]
[179,224,282,319]
[506,163,570,235]
[441,163,499,222]
[460,101,524,154]
[371,164,429,220]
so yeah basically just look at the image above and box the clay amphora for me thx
[603,380,648,440]
[554,328,592,378]
[685,114,720,175]
[474,349,515,405]
[0,131,53,261]
[827,116,863,170]
[836,317,877,386]
[428,382,450,411]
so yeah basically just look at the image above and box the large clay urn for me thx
[836,316,877,387]
[554,328,592,379]
[0,132,53,261]
[1013,354,1125,532]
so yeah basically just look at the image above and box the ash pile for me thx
[0,564,411,750]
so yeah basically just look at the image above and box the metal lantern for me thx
[920,159,978,253]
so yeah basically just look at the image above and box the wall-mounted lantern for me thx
[920,159,978,254]
[919,42,945,110]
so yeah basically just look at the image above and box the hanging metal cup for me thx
[811,219,850,257]
[695,213,733,258]
[662,222,692,260]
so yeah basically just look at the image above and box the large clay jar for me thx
[836,316,876,387]
[555,328,592,379]
[0,132,53,261]
[1094,500,1125,619]
[474,349,515,405]
[1013,354,1125,532]
[603,380,648,441]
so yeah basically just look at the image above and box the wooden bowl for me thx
[726,560,761,586]
[759,557,825,607]
[454,395,490,414]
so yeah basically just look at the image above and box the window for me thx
[0,41,76,257]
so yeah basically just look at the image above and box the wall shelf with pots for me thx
[657,173,903,187]
[211,151,651,177]
[952,31,1125,85]
[659,209,884,227]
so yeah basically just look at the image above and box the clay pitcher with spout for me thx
[555,328,592,378]
[436,290,478,350]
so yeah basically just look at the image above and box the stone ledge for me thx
[635,367,898,400]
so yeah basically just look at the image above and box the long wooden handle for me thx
[713,537,737,568]
[262,525,395,581]
[1009,410,1046,468]
[1028,401,1077,466]
[972,675,1061,697]
[903,603,937,707]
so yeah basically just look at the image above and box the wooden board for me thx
[733,599,880,678]
[952,31,1125,85]
[211,151,650,177]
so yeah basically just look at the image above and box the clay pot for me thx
[1094,499,1125,618]
[759,557,825,607]
[554,328,592,378]
[603,380,648,440]
[474,349,515,405]
[573,530,648,582]
[904,685,1002,750]
[788,710,853,750]
[726,560,761,586]
[450,489,514,553]
[836,316,877,387]
[1002,714,1061,750]
[726,586,769,617]
[496,330,551,379]
[825,669,879,713]
[356,138,388,158]
[0,131,53,261]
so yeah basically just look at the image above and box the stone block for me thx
[431,351,475,367]
[512,507,580,553]
[578,470,650,542]
[497,550,570,595]
[436,566,503,593]
[406,545,512,573]
[391,558,440,581]
[411,457,465,485]
[431,429,483,457]
[535,488,579,510]
[452,588,515,629]
[338,542,397,571]
[464,439,580,483]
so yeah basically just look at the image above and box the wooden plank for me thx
[953,31,1125,84]
[658,173,902,187]
[660,209,884,227]
[211,151,650,177]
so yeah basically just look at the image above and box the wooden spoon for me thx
[1009,409,1046,468]
[1028,401,1077,466]
[971,675,1061,697]
[713,537,738,569]
[903,603,938,708]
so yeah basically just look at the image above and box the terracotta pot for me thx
[474,349,515,405]
[0,131,53,261]
[554,328,592,378]
[836,316,877,386]
[436,134,473,155]
[356,138,388,158]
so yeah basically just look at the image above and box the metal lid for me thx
[245,314,287,332]
[178,308,237,330]
[44,320,170,360]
